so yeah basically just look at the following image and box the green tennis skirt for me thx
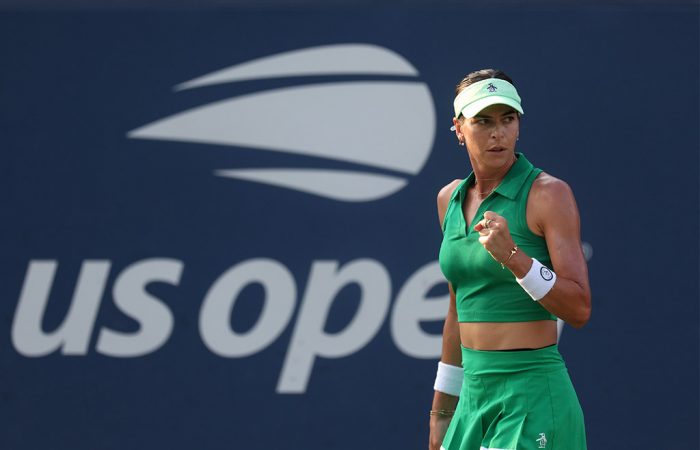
[441,345,586,450]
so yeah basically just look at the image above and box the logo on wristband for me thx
[540,266,553,281]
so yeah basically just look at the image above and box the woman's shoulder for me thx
[437,179,464,227]
[437,179,464,206]
[529,172,578,229]
[531,172,575,203]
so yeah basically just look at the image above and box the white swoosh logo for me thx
[127,44,435,202]
[128,81,434,174]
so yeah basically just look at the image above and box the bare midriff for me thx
[459,320,557,350]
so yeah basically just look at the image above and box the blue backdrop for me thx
[1,6,698,450]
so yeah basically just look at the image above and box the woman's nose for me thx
[491,124,504,139]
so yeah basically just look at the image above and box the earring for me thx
[458,139,465,146]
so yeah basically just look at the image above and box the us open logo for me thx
[127,44,436,202]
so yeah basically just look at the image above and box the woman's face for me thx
[453,103,520,169]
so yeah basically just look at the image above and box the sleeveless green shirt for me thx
[439,153,557,322]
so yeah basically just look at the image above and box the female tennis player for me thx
[428,69,590,450]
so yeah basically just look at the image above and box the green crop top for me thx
[439,153,557,323]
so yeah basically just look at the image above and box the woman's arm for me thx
[429,285,461,450]
[429,182,463,450]
[519,175,590,327]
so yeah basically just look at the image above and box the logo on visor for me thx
[486,83,497,92]
[127,44,436,202]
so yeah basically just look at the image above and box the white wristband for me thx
[434,361,462,397]
[516,258,557,301]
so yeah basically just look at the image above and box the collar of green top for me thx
[461,153,533,200]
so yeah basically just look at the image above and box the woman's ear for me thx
[453,117,464,145]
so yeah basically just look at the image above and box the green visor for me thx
[453,78,524,119]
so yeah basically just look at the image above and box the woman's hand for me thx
[473,211,516,265]
[429,414,452,450]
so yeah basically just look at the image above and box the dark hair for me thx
[455,69,515,97]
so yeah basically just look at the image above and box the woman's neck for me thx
[470,153,517,197]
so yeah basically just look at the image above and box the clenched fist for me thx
[473,211,517,265]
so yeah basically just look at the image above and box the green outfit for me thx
[438,153,586,450]
[441,346,586,450]
[439,153,556,322]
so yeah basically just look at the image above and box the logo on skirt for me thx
[537,432,548,448]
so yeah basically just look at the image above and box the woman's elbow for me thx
[569,295,591,329]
